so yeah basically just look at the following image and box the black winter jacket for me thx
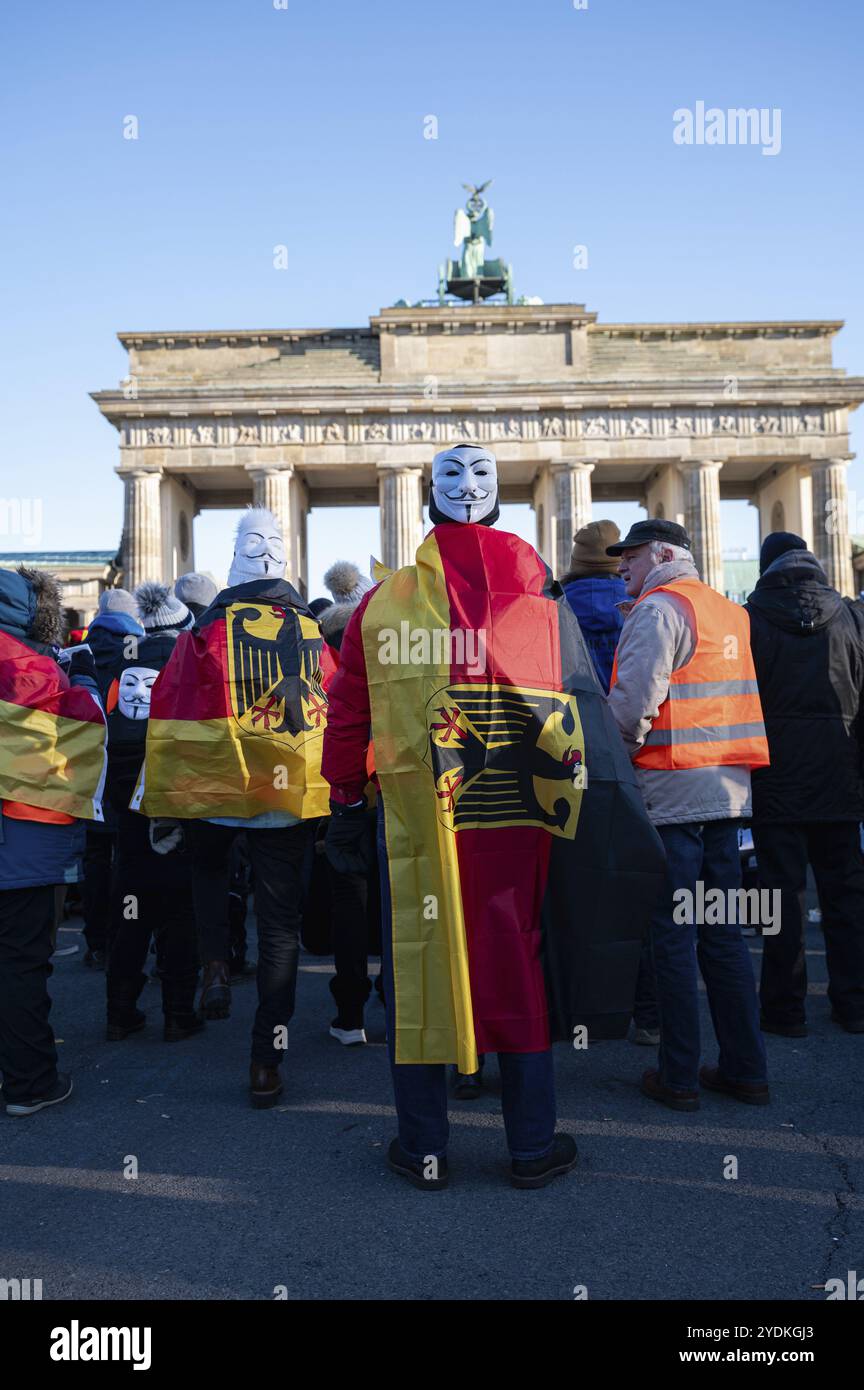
[746,551,864,822]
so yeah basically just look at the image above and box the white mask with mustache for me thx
[228,508,286,586]
[431,446,499,524]
[117,667,159,720]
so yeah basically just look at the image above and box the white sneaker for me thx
[329,1021,367,1046]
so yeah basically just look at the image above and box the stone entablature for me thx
[92,303,864,598]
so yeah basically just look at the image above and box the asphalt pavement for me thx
[1,911,861,1302]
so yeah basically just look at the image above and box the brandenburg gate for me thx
[93,302,863,596]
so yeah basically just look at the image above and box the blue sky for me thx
[2,0,862,594]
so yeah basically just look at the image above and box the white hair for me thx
[648,540,694,566]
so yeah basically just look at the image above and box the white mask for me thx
[118,667,159,720]
[431,446,498,524]
[228,508,286,586]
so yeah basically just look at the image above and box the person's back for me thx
[745,535,864,1035]
[0,566,106,1115]
[606,520,771,1112]
[562,576,626,693]
[560,519,626,693]
[322,444,665,1189]
[746,549,864,823]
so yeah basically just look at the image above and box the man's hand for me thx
[324,799,372,876]
[57,643,97,685]
[149,819,184,855]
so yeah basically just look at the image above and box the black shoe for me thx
[105,1008,146,1042]
[831,1012,864,1034]
[229,958,257,983]
[83,949,106,970]
[6,1072,73,1117]
[250,1064,283,1109]
[450,1066,483,1099]
[164,1012,206,1042]
[199,960,231,1019]
[760,1015,808,1038]
[511,1133,578,1190]
[387,1139,449,1190]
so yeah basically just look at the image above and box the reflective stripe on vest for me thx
[609,578,770,772]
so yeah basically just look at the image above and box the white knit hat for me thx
[135,581,193,633]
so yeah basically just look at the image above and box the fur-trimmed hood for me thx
[319,600,357,652]
[0,565,63,647]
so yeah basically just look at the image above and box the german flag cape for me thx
[0,631,107,821]
[133,579,329,820]
[361,525,665,1071]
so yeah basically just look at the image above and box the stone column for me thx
[811,458,855,596]
[552,461,594,576]
[248,464,308,591]
[122,468,163,589]
[378,465,424,571]
[250,463,294,539]
[681,460,724,592]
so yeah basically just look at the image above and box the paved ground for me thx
[1,911,861,1302]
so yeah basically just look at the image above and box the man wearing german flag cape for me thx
[322,445,665,1189]
[1,566,106,1116]
[135,508,331,1108]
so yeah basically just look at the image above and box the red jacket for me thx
[321,587,378,804]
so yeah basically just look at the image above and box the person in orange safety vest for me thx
[606,519,770,1113]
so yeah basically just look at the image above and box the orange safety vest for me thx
[2,801,75,825]
[609,578,770,772]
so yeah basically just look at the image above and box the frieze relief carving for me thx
[123,407,827,449]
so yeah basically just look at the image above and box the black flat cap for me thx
[606,518,692,556]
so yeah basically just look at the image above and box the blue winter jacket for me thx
[0,570,99,890]
[87,610,145,699]
[562,575,627,694]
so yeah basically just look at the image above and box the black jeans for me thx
[187,819,314,1064]
[327,808,379,1026]
[227,834,252,966]
[0,885,58,1103]
[82,825,115,953]
[633,935,659,1031]
[752,820,864,1026]
[106,810,199,1015]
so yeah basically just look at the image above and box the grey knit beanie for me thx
[174,571,218,611]
[97,588,140,619]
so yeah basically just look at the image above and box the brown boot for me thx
[640,1068,700,1112]
[250,1063,283,1110]
[699,1066,770,1106]
[198,960,231,1020]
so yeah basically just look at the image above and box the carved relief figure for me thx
[584,417,609,438]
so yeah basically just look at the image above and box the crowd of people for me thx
[1,442,862,1192]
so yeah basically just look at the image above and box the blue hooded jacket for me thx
[0,568,91,889]
[562,575,627,694]
[87,609,144,699]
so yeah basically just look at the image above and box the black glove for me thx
[57,643,98,686]
[324,799,372,876]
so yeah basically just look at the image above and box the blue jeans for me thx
[377,805,557,1161]
[651,818,767,1092]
